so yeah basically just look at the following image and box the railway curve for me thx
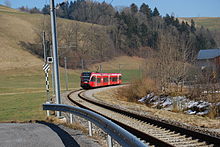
[67,87,220,147]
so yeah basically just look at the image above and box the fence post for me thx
[70,113,73,124]
[46,101,50,116]
[107,134,113,147]
[88,121,93,136]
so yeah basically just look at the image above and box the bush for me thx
[116,78,158,102]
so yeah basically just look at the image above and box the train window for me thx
[103,77,108,83]
[97,78,101,83]
[91,76,96,82]
[82,72,91,76]
[119,76,122,80]
[81,77,90,81]
[112,77,117,82]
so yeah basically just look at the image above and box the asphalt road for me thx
[0,122,101,147]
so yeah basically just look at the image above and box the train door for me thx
[101,75,104,86]
[119,75,122,84]
[108,75,110,85]
[103,76,108,86]
[97,76,101,87]
[95,75,97,87]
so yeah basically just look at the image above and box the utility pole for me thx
[81,59,84,72]
[100,65,102,72]
[64,57,69,91]
[51,46,55,95]
[50,0,61,117]
[42,31,46,62]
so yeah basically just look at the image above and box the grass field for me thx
[179,17,220,31]
[0,69,81,122]
[0,67,142,122]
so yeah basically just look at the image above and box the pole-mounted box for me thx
[47,57,53,64]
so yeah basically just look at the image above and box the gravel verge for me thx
[87,86,220,138]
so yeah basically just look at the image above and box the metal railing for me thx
[43,103,147,147]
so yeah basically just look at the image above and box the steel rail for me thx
[43,103,146,147]
[67,91,173,147]
[77,90,220,147]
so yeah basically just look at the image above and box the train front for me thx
[80,72,92,89]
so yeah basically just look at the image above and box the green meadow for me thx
[0,69,81,122]
[0,68,141,122]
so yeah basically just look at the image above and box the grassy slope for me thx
[179,17,220,31]
[0,5,42,70]
[0,6,144,121]
[0,6,81,121]
[89,56,144,82]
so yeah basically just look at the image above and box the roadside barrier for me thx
[43,103,146,147]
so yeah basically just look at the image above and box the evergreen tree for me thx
[190,19,196,33]
[139,3,151,18]
[42,4,50,15]
[130,3,138,14]
[29,7,41,14]
[56,1,69,18]
[138,23,149,46]
[164,14,171,25]
[173,18,180,28]
[152,7,160,16]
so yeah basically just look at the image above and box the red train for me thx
[80,72,122,89]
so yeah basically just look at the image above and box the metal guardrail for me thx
[43,104,147,147]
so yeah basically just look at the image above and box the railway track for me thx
[67,88,220,147]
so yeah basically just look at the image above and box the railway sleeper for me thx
[172,140,207,146]
[173,144,209,147]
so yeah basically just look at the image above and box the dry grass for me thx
[115,78,157,102]
[94,88,220,129]
[0,6,42,70]
[179,17,220,31]
[46,116,88,134]
[89,56,144,71]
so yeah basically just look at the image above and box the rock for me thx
[186,110,197,115]
[197,110,209,115]
[161,97,172,107]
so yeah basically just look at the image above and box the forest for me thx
[19,0,217,68]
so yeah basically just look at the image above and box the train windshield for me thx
[81,72,91,82]
[81,72,91,76]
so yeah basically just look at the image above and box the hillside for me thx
[0,5,106,71]
[0,5,43,70]
[90,56,144,71]
[179,17,220,31]
[179,17,220,47]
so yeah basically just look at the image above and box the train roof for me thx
[92,72,121,75]
[81,72,121,76]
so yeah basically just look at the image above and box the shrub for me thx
[116,78,158,102]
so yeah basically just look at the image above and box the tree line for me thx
[19,0,217,68]
[40,0,216,58]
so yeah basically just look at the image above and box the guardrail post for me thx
[46,101,50,116]
[107,135,113,147]
[70,113,73,124]
[43,104,147,147]
[88,121,93,136]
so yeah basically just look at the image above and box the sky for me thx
[0,0,220,17]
